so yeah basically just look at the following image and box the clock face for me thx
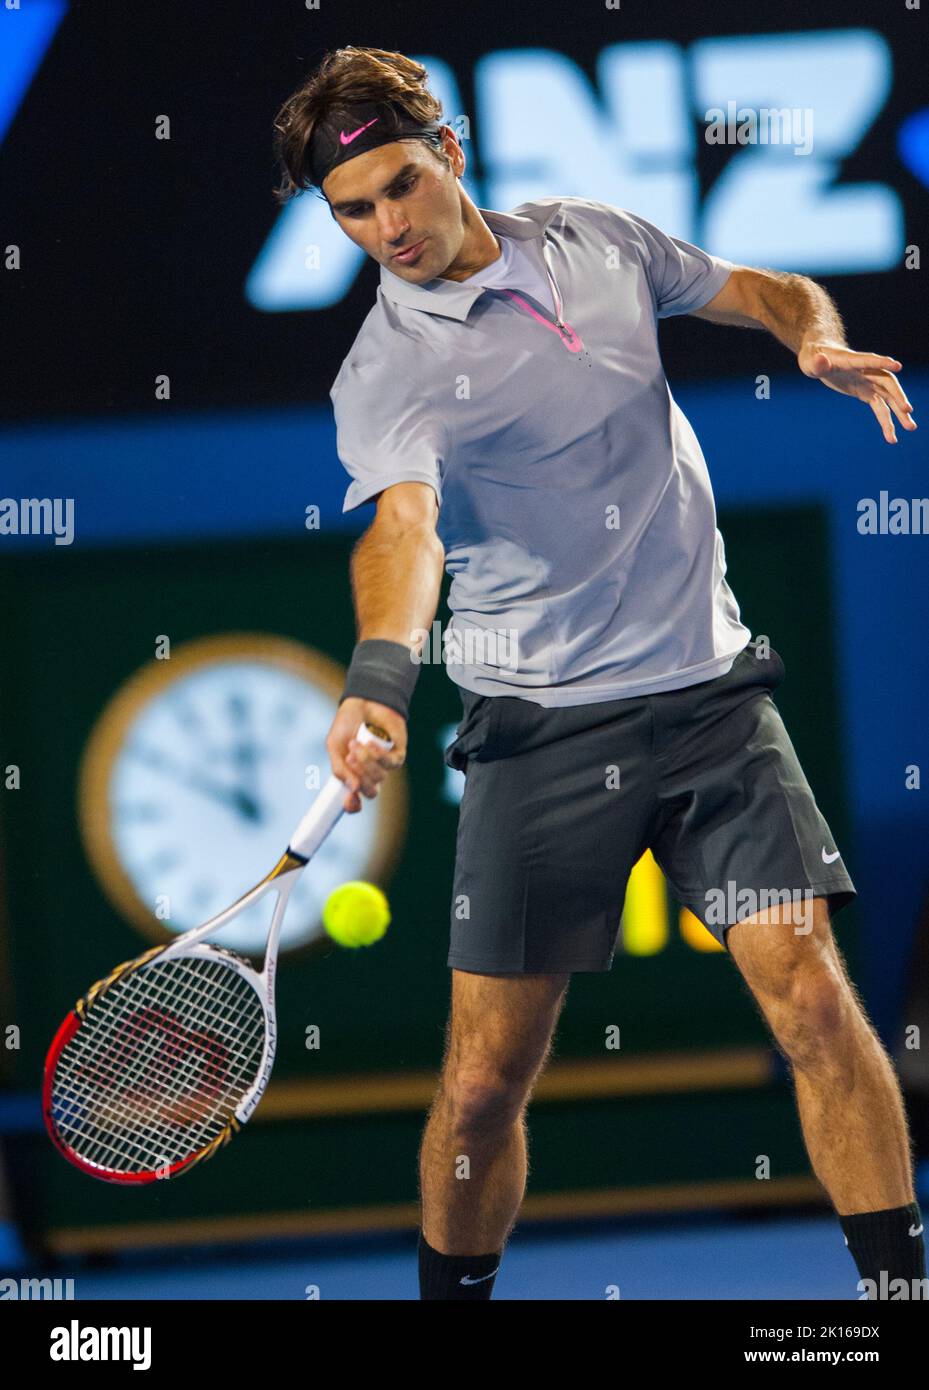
[79,636,405,955]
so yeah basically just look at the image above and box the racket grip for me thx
[288,721,394,859]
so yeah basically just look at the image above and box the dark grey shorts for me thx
[443,644,856,973]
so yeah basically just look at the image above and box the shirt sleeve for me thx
[330,359,446,514]
[597,204,735,319]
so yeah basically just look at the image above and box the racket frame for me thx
[43,719,392,1182]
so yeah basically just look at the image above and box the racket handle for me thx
[288,720,394,860]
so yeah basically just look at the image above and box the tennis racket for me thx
[43,719,393,1184]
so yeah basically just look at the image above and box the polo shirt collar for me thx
[378,202,562,322]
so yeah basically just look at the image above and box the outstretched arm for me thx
[328,481,445,814]
[691,267,917,444]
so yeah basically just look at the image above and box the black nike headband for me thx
[308,101,444,192]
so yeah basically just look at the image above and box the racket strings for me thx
[53,959,265,1172]
[61,958,264,1134]
[50,952,267,1175]
[69,961,262,1107]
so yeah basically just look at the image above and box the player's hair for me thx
[272,46,448,204]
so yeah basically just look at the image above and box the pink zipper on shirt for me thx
[495,241,585,352]
[498,288,585,352]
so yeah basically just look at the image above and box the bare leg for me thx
[419,969,569,1254]
[728,898,915,1214]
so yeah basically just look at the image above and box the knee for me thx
[441,1065,531,1136]
[770,966,854,1069]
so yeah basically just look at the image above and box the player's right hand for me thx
[326,698,408,813]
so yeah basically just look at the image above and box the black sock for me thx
[417,1229,502,1300]
[839,1202,927,1298]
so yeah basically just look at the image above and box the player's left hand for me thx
[797,341,917,443]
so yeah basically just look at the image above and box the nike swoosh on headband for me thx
[340,117,379,145]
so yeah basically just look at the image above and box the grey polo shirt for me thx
[330,195,752,706]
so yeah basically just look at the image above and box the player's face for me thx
[324,130,467,283]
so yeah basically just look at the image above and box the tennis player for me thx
[273,47,923,1301]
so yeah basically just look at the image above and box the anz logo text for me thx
[247,31,903,311]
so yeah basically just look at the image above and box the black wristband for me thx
[339,638,421,721]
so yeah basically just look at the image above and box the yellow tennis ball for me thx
[322,881,391,948]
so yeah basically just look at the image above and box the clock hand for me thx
[129,745,262,821]
[222,783,262,821]
[230,739,265,822]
